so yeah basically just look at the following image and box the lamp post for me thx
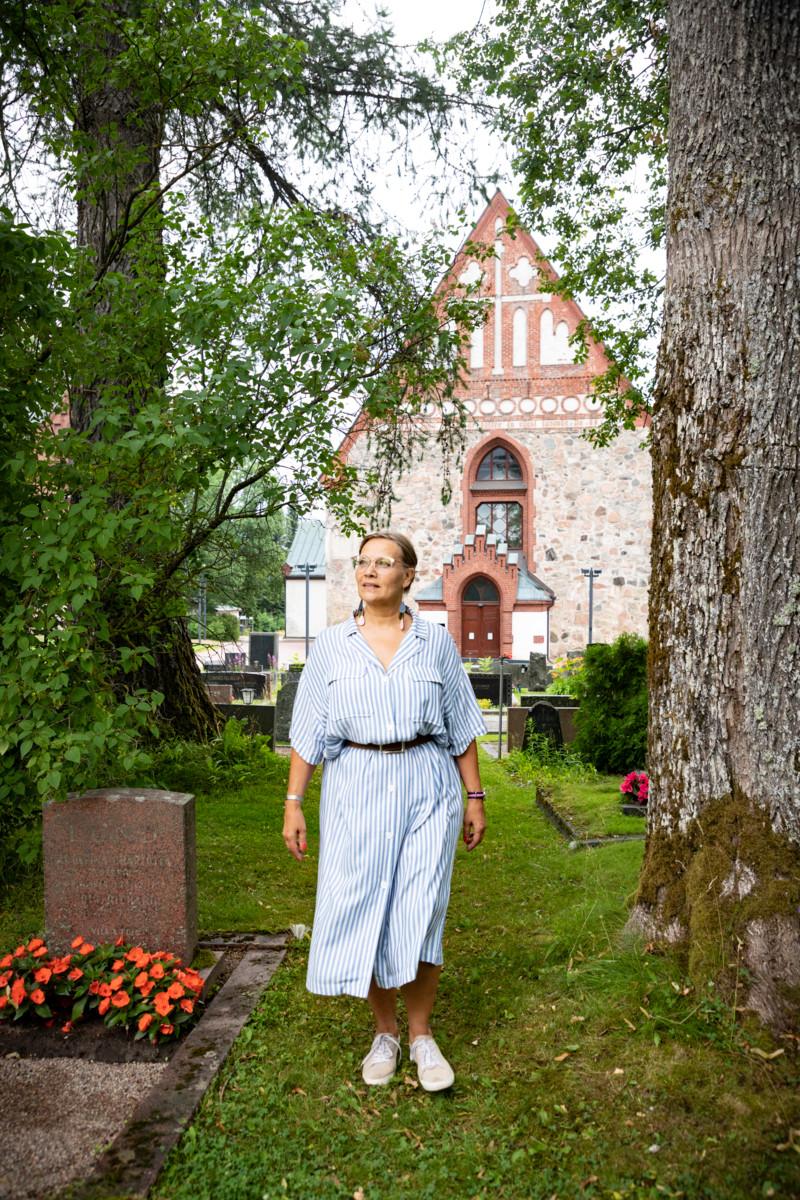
[296,562,317,659]
[581,568,602,645]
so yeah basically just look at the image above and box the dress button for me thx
[386,831,394,840]
[380,880,388,889]
[388,784,395,793]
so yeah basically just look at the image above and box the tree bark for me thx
[69,13,218,740]
[628,0,800,1030]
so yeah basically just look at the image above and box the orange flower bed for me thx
[0,934,205,1044]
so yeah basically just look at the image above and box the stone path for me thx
[0,1058,165,1200]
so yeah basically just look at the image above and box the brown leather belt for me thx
[344,734,435,754]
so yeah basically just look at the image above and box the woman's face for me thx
[355,537,415,607]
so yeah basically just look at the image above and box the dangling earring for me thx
[398,601,407,626]
[354,599,366,626]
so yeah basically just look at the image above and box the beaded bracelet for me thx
[466,790,486,801]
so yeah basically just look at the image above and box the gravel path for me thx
[0,1056,166,1200]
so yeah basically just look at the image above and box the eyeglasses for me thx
[352,555,403,571]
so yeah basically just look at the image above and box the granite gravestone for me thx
[523,702,564,750]
[466,673,512,706]
[275,671,302,743]
[205,682,234,704]
[43,788,197,963]
[528,652,550,690]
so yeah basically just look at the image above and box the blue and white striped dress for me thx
[290,612,486,998]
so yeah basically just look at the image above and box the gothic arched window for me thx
[476,446,523,481]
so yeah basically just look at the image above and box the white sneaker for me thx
[361,1033,401,1086]
[409,1035,454,1092]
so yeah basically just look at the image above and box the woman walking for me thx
[283,529,486,1091]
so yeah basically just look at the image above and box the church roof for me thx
[516,561,555,602]
[285,518,326,578]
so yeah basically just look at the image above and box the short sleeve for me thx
[289,635,330,765]
[437,629,487,755]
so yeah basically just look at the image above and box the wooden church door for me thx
[461,576,500,657]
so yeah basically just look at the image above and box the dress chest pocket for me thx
[327,667,371,720]
[407,665,444,722]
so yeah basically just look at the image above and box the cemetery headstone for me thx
[43,788,197,962]
[523,702,564,750]
[200,670,266,699]
[528,652,550,690]
[466,673,512,706]
[275,670,302,742]
[205,682,234,704]
[216,703,275,740]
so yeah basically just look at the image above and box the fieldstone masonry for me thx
[43,788,197,963]
[325,190,651,656]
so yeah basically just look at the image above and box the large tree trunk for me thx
[628,0,800,1029]
[69,13,218,740]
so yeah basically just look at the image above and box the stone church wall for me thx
[326,419,651,654]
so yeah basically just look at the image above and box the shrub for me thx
[507,734,597,785]
[206,612,240,642]
[572,634,648,774]
[138,719,284,794]
[546,653,586,698]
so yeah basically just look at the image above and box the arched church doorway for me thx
[461,576,500,657]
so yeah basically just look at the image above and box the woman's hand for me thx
[283,801,307,861]
[463,798,486,850]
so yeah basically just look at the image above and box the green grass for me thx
[546,776,648,839]
[3,753,799,1200]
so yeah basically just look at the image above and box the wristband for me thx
[285,794,304,805]
[466,790,486,800]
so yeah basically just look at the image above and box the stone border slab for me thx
[76,937,287,1198]
[535,787,646,849]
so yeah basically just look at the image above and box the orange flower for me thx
[0,996,8,1010]
[115,935,125,946]
[14,945,26,957]
[77,942,94,956]
[153,991,174,1018]
[179,998,194,1014]
[30,987,45,1006]
[111,990,130,1008]
[159,1023,174,1035]
[0,954,12,968]
[149,962,165,980]
[139,981,155,998]
[112,959,125,971]
[166,981,185,1000]
[71,935,84,949]
[135,952,152,968]
[0,971,10,987]
[98,997,111,1015]
[10,978,26,1006]
[34,967,52,985]
[61,1020,73,1034]
[89,980,102,995]
[125,946,144,962]
[67,967,84,982]
[50,956,72,975]
[109,974,124,992]
[32,946,48,959]
[138,1013,154,1032]
[27,938,44,952]
[98,983,112,999]
[134,971,149,988]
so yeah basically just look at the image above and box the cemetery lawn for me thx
[1,755,797,1199]
[151,751,798,1200]
[544,776,649,839]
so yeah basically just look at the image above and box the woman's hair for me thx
[358,528,418,569]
